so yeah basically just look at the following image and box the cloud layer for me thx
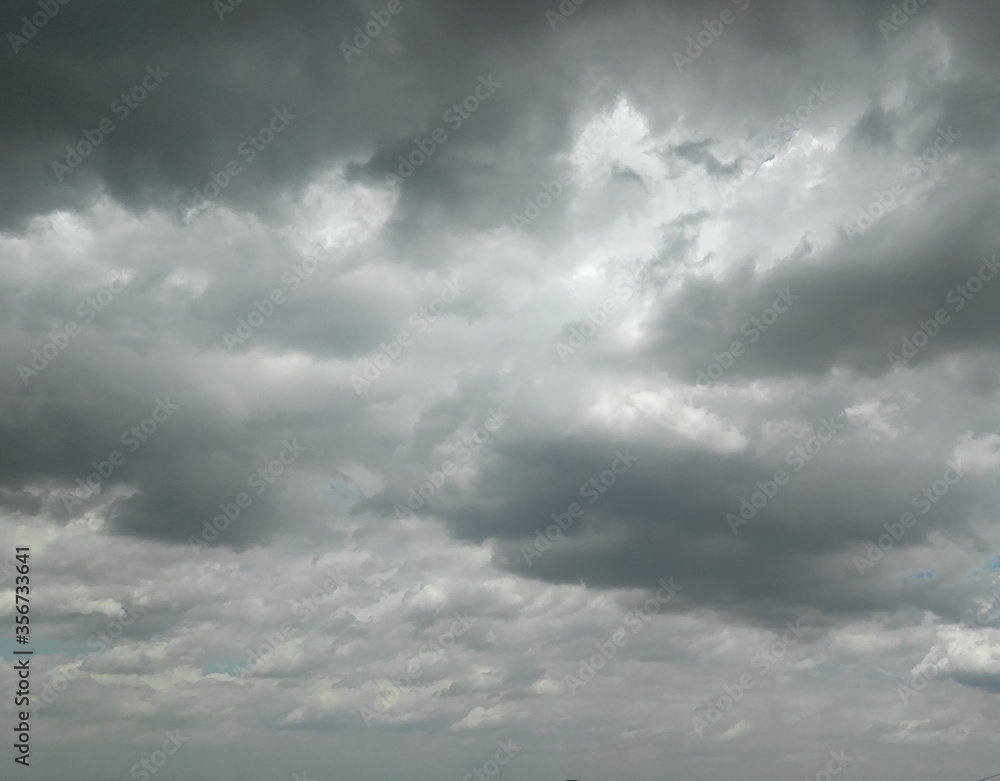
[2,0,1000,779]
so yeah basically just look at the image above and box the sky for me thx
[1,0,1000,779]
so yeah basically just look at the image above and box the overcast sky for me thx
[2,0,1000,779]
